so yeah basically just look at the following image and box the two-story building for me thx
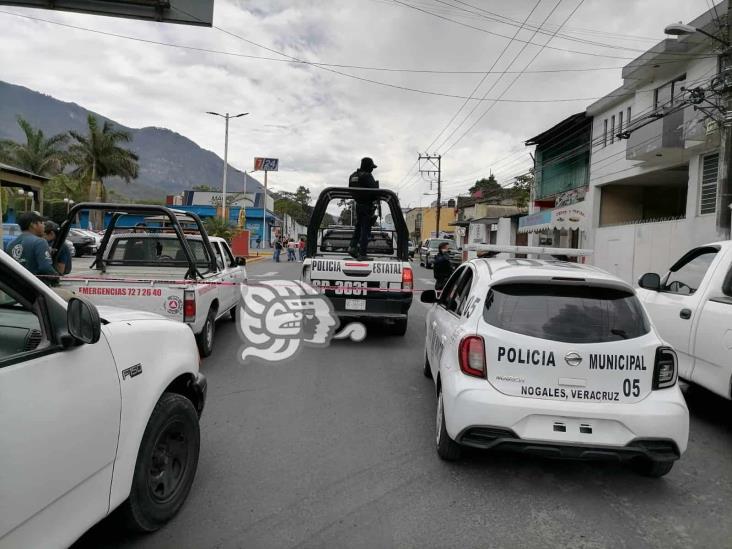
[584,4,722,282]
[521,112,593,254]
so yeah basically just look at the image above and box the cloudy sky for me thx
[0,0,711,207]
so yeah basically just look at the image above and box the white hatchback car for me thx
[421,258,689,477]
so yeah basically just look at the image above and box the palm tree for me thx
[1,116,68,176]
[68,114,139,203]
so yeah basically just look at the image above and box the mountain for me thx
[0,81,263,200]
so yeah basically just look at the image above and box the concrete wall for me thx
[594,215,717,283]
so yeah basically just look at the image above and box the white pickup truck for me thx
[637,241,732,400]
[54,204,247,356]
[0,248,206,548]
[301,187,413,335]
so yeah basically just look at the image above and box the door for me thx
[428,267,472,377]
[0,280,121,547]
[218,242,244,310]
[641,246,720,379]
[211,242,235,312]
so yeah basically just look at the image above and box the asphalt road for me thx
[75,257,732,549]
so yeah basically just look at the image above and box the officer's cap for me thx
[360,157,377,170]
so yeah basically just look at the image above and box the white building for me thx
[584,4,724,283]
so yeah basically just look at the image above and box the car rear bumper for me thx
[442,376,689,457]
[329,294,412,316]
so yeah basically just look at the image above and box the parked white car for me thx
[421,257,688,477]
[0,249,206,548]
[637,241,732,400]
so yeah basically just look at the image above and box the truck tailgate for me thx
[60,278,186,320]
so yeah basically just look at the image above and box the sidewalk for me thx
[246,250,273,264]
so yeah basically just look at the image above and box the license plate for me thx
[345,299,366,311]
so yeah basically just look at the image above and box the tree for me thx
[1,116,68,176]
[68,114,139,203]
[510,170,534,209]
[204,216,234,241]
[44,174,83,201]
[469,174,501,197]
[294,186,311,210]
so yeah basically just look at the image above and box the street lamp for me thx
[63,197,75,214]
[207,111,249,222]
[664,22,730,46]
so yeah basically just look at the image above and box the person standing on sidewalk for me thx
[433,242,454,292]
[273,238,282,262]
[298,237,306,261]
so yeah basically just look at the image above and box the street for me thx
[74,258,732,549]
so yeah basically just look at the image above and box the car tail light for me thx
[402,266,413,291]
[183,289,196,323]
[458,336,486,378]
[653,347,677,389]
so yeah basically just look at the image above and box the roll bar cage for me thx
[54,203,218,279]
[307,187,409,261]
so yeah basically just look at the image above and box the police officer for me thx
[5,211,58,278]
[433,242,454,291]
[348,157,379,260]
[44,221,73,274]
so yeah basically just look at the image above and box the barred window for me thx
[700,153,719,215]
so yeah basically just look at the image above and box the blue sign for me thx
[518,210,552,230]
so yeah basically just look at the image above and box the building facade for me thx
[584,5,722,282]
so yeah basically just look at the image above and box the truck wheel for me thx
[632,458,674,478]
[390,317,408,336]
[423,352,432,379]
[123,393,200,532]
[436,387,461,461]
[196,308,216,357]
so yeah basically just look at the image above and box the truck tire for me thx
[123,393,200,532]
[632,458,674,478]
[390,317,408,336]
[436,387,461,461]
[196,308,216,357]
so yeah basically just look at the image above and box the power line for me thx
[422,0,542,153]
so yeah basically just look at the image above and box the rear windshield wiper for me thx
[610,329,629,339]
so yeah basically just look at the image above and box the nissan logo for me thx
[565,352,582,367]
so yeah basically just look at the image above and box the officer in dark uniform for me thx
[348,157,379,260]
[5,211,58,279]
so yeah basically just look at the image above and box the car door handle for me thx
[680,308,692,320]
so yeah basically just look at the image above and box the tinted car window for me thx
[429,240,451,249]
[483,283,649,343]
[662,248,718,295]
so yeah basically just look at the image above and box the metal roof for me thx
[0,162,50,182]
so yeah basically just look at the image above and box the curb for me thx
[246,255,270,264]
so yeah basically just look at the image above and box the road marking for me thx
[251,271,279,278]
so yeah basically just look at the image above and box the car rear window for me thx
[320,230,394,255]
[483,283,650,343]
[107,237,212,266]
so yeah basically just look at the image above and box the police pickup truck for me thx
[301,187,413,335]
[637,241,732,401]
[54,204,247,356]
[421,252,688,477]
[0,246,205,547]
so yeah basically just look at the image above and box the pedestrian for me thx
[256,237,261,249]
[273,238,282,262]
[43,221,73,274]
[5,211,58,280]
[433,242,454,292]
[348,157,379,260]
[287,239,297,261]
[298,237,306,261]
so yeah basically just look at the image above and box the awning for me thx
[518,202,587,233]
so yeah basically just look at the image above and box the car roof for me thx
[471,258,633,290]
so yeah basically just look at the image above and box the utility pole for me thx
[419,154,442,238]
[207,111,249,221]
[718,4,732,239]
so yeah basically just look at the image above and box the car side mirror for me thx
[235,256,246,266]
[638,272,661,291]
[421,289,437,303]
[67,297,101,344]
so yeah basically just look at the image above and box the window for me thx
[603,119,608,147]
[610,116,615,144]
[618,110,624,135]
[700,153,719,215]
[212,243,225,270]
[107,237,211,266]
[662,247,718,295]
[627,106,631,125]
[438,266,464,309]
[0,287,46,362]
[483,283,650,344]
[452,268,474,315]
[654,74,686,110]
[221,241,236,267]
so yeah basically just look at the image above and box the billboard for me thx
[254,157,279,172]
[0,0,214,26]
